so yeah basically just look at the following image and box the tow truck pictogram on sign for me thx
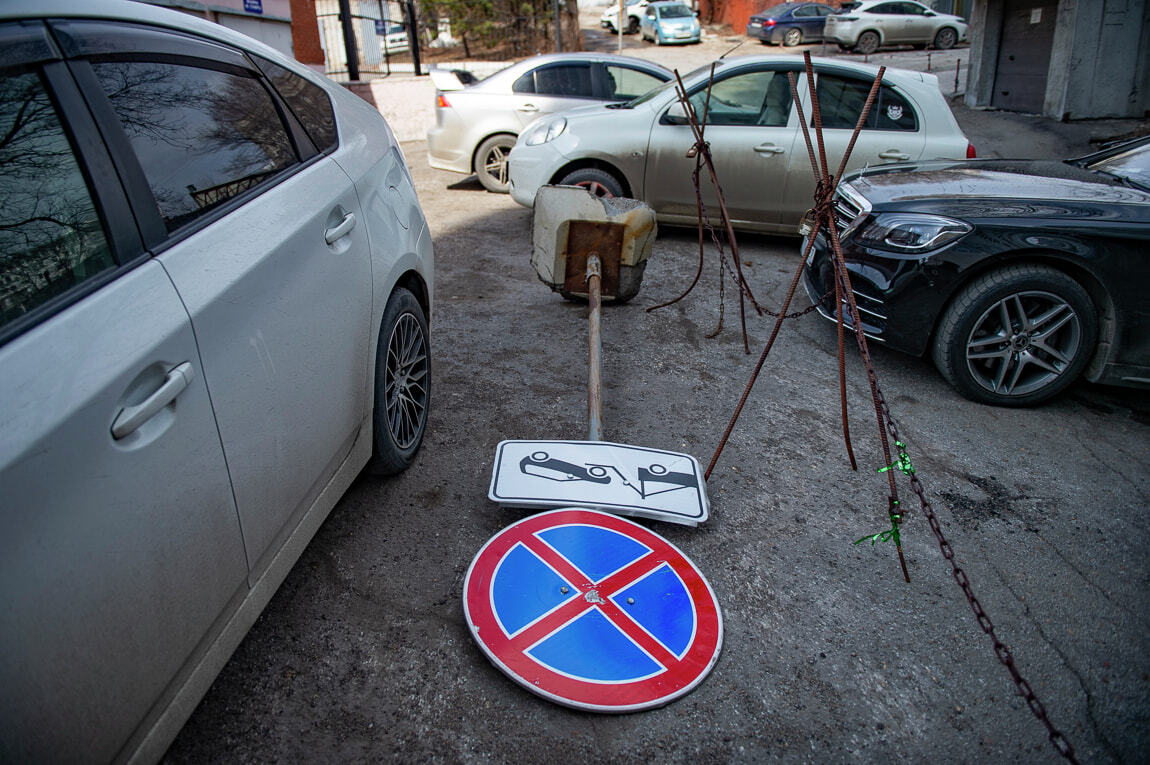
[463,508,722,712]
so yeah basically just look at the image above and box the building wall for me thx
[1045,0,1149,119]
[290,0,326,67]
[144,0,295,57]
[967,0,1149,119]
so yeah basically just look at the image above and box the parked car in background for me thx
[0,1,434,762]
[381,21,409,52]
[640,1,702,45]
[803,137,1150,406]
[746,2,836,46]
[601,0,649,33]
[825,0,968,55]
[508,56,974,234]
[427,53,672,192]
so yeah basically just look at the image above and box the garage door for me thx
[991,0,1058,113]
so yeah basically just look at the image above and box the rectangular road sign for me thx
[489,440,709,525]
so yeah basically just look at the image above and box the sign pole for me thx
[618,0,624,52]
[587,254,603,441]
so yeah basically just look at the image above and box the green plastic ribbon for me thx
[878,440,915,476]
[854,522,902,547]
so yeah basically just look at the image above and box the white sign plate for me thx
[489,440,709,525]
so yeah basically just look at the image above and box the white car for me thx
[508,56,974,235]
[427,53,671,192]
[601,0,649,33]
[0,1,433,762]
[824,0,968,54]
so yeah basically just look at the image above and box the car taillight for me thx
[436,93,450,108]
[765,18,776,26]
[837,15,858,20]
[966,142,977,159]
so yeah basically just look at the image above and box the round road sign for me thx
[463,508,722,712]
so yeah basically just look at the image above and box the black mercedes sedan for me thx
[803,137,1150,406]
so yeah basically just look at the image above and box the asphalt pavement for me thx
[164,16,1150,765]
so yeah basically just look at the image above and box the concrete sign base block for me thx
[531,186,657,303]
[489,440,709,526]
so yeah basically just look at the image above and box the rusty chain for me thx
[703,52,1079,762]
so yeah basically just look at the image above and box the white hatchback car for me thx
[509,56,974,234]
[0,1,433,762]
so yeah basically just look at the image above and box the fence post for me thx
[338,0,360,81]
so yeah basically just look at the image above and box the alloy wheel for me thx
[385,312,429,449]
[964,290,1082,398]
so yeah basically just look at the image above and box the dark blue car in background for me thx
[746,2,836,46]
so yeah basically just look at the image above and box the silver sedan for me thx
[1,1,433,761]
[427,53,671,192]
[508,56,975,235]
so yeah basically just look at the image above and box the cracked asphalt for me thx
[164,22,1150,765]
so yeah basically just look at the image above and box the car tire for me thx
[933,27,957,50]
[654,30,663,45]
[369,287,431,475]
[628,17,640,34]
[474,134,516,193]
[855,30,880,55]
[559,167,624,198]
[931,265,1097,407]
[783,27,803,47]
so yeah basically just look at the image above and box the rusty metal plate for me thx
[563,221,624,298]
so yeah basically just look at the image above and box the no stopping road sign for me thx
[463,508,722,712]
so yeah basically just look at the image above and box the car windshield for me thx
[617,62,715,108]
[659,4,694,17]
[1086,142,1150,191]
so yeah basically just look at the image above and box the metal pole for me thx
[405,0,422,76]
[617,0,624,52]
[587,254,603,442]
[337,0,360,82]
[555,0,563,52]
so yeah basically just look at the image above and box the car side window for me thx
[816,74,918,131]
[0,71,114,331]
[870,3,899,13]
[90,60,297,233]
[253,56,337,153]
[603,65,665,100]
[794,5,815,17]
[531,64,594,98]
[690,70,793,127]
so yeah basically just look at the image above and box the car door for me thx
[867,2,907,43]
[72,22,374,580]
[510,62,598,129]
[644,64,801,230]
[777,69,925,227]
[900,1,937,43]
[0,28,247,763]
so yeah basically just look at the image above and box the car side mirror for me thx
[662,102,690,125]
[924,10,936,15]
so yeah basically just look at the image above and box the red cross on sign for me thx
[463,508,723,712]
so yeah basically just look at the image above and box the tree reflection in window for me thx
[92,61,297,232]
[0,72,113,329]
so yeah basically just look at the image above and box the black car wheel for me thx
[933,27,957,50]
[474,134,516,193]
[370,287,430,474]
[628,16,640,34]
[932,265,1097,406]
[855,30,880,55]
[560,168,624,198]
[783,27,803,47]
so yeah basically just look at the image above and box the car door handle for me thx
[878,149,911,161]
[111,362,194,439]
[324,212,356,244]
[517,103,539,113]
[753,143,786,155]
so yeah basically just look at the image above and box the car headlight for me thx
[855,213,971,253]
[523,117,567,146]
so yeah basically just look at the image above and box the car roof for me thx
[706,54,928,86]
[0,0,324,83]
[476,52,673,86]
